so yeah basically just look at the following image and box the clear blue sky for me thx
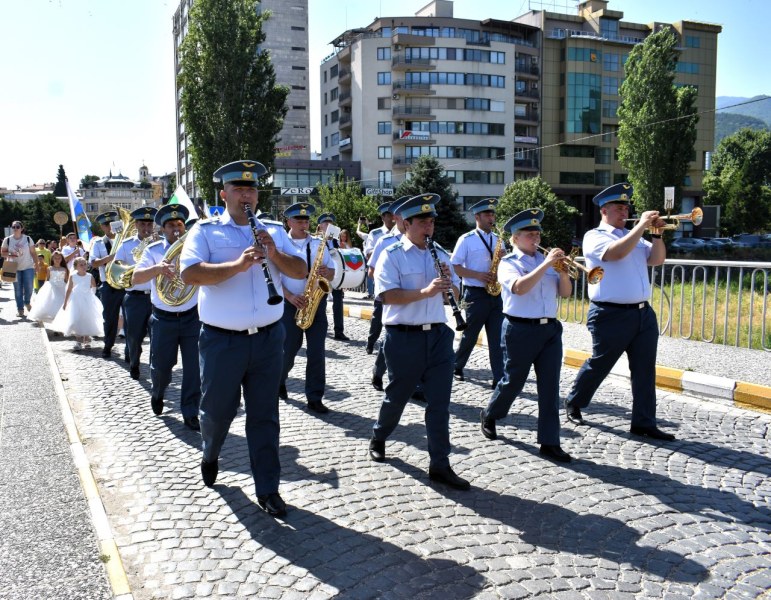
[1,0,767,190]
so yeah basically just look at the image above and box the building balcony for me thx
[338,91,352,107]
[337,45,351,63]
[338,68,351,84]
[339,137,352,153]
[515,88,540,102]
[338,113,352,129]
[392,155,416,169]
[391,54,435,71]
[392,33,435,47]
[392,130,436,145]
[392,105,435,120]
[514,135,539,145]
[516,111,539,124]
[515,63,540,78]
[392,81,436,96]
[514,157,539,170]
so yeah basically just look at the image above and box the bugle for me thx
[626,207,703,231]
[536,245,604,285]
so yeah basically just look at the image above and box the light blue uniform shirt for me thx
[363,225,389,258]
[114,236,152,292]
[451,228,500,288]
[180,212,290,330]
[369,229,402,273]
[583,221,652,303]
[498,249,560,318]
[89,236,114,281]
[375,237,460,326]
[135,238,199,312]
[280,234,336,296]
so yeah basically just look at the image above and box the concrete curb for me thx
[41,328,134,600]
[342,303,771,414]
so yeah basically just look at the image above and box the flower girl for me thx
[28,251,68,324]
[51,256,104,350]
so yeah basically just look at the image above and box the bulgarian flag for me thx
[169,185,198,219]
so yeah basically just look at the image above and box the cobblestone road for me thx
[49,313,771,599]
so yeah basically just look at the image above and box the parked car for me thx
[731,234,771,249]
[669,237,707,253]
[703,237,734,252]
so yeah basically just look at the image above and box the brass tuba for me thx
[155,231,197,307]
[105,207,137,289]
[295,232,333,330]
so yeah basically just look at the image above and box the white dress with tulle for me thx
[50,273,104,337]
[28,269,67,323]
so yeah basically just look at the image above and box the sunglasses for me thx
[12,225,22,229]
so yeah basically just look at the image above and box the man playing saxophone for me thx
[278,202,336,415]
[450,198,505,388]
[116,207,157,380]
[131,204,201,431]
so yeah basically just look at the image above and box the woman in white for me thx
[29,251,69,324]
[51,257,104,350]
[1,220,40,316]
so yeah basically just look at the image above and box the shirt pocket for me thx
[400,264,426,291]
[209,232,242,261]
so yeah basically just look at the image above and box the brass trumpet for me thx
[626,207,703,231]
[536,245,604,285]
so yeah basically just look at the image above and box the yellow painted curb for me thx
[360,307,373,320]
[342,306,350,318]
[99,539,132,596]
[564,349,590,369]
[655,366,684,393]
[734,382,771,413]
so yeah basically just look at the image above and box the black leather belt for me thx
[506,315,556,325]
[126,290,150,296]
[203,321,279,336]
[386,323,444,332]
[153,306,197,318]
[592,301,648,310]
[464,286,485,289]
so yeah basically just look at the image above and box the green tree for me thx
[394,154,467,248]
[166,173,177,199]
[178,0,289,202]
[496,177,580,250]
[617,28,699,213]
[315,175,379,248]
[21,194,70,241]
[703,128,771,234]
[53,165,68,198]
[80,175,100,189]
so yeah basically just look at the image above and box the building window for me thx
[377,47,391,60]
[291,66,306,71]
[330,64,338,78]
[330,87,338,101]
[378,171,392,187]
[560,145,594,158]
[602,77,619,95]
[594,170,611,186]
[685,35,700,48]
[377,72,391,85]
[331,132,339,146]
[613,173,628,184]
[377,97,391,110]
[324,70,327,83]
[600,18,619,39]
[324,136,328,148]
[291,46,306,51]
[331,110,339,123]
[560,172,594,185]
[567,47,601,63]
[377,121,392,134]
[603,52,620,72]
[675,62,700,75]
[566,72,601,134]
[378,146,392,159]
[324,92,327,105]
[595,147,611,164]
[602,99,618,119]
[291,26,305,31]
[324,114,328,126]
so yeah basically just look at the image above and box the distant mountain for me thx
[714,95,771,146]
[715,113,769,145]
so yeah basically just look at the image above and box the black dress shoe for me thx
[151,396,164,416]
[480,410,497,440]
[411,390,426,402]
[130,366,140,380]
[365,344,374,355]
[201,459,218,487]
[453,368,465,382]
[257,493,287,517]
[371,374,384,391]
[369,438,385,462]
[184,416,201,431]
[101,348,112,359]
[333,333,350,341]
[428,466,471,491]
[630,425,675,441]
[539,444,572,463]
[278,384,288,400]
[565,399,584,425]
[308,400,329,414]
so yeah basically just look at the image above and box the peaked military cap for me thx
[593,182,633,207]
[213,160,267,187]
[397,193,440,219]
[377,202,394,215]
[389,195,412,216]
[95,211,118,226]
[130,206,158,222]
[317,213,336,224]
[155,203,189,227]
[503,208,544,234]
[470,197,498,215]
[284,202,316,219]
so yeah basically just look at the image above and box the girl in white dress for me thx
[51,257,104,350]
[28,251,69,324]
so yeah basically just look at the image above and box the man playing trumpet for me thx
[565,183,675,441]
[132,204,201,430]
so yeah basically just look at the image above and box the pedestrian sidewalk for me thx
[340,292,771,413]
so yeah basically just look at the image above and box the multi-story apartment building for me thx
[173,0,310,198]
[515,0,721,230]
[320,0,540,211]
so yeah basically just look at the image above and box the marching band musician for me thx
[131,204,201,431]
[450,198,505,388]
[316,213,350,342]
[564,183,675,441]
[116,207,157,380]
[180,160,306,518]
[89,211,124,359]
[364,202,395,355]
[278,203,336,415]
[368,193,471,491]
[479,209,573,463]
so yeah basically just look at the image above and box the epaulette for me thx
[387,241,404,253]
[502,251,517,261]
[199,217,220,226]
[371,228,384,237]
[462,230,476,238]
[262,219,283,227]
[146,239,165,251]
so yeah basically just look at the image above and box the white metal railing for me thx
[559,258,771,351]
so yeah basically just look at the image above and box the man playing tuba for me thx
[132,204,201,431]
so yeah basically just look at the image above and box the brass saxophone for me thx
[295,233,332,330]
[486,230,504,296]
